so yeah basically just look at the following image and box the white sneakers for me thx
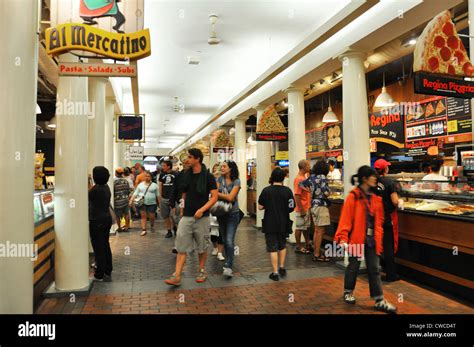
[223,267,233,278]
[217,253,225,261]
[212,248,218,256]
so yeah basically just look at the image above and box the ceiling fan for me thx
[208,14,221,45]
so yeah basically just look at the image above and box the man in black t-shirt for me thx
[164,148,217,287]
[374,159,401,282]
[159,160,178,238]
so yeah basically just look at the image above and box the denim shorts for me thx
[139,204,157,214]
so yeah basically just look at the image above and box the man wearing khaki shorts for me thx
[165,148,218,286]
[299,159,332,262]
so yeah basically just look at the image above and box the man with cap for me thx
[374,159,402,282]
[114,167,131,232]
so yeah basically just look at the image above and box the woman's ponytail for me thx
[350,174,358,186]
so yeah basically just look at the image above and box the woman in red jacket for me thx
[334,166,397,314]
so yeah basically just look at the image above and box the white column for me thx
[53,53,90,292]
[235,116,249,215]
[0,0,38,313]
[88,77,107,177]
[286,86,306,242]
[470,0,474,144]
[286,86,306,193]
[255,105,272,227]
[105,97,114,194]
[339,51,370,195]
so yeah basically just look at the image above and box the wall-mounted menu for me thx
[305,122,343,153]
[446,97,472,135]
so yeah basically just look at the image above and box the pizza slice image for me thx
[425,103,435,117]
[414,10,474,76]
[257,105,286,133]
[435,100,446,115]
[415,104,424,119]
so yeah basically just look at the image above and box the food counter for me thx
[326,178,474,302]
[33,189,55,307]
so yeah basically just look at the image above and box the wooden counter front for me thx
[247,189,257,216]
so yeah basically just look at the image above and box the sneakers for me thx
[196,269,207,283]
[375,299,398,314]
[91,275,104,282]
[211,248,218,256]
[140,230,147,236]
[269,273,279,281]
[173,226,177,236]
[217,253,225,261]
[278,267,287,277]
[171,247,178,254]
[165,230,173,238]
[164,274,181,286]
[343,292,356,304]
[223,267,233,278]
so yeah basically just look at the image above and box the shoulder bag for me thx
[133,183,152,208]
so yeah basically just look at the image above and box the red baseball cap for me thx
[374,159,391,170]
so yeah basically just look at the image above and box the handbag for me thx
[210,178,232,216]
[133,183,152,208]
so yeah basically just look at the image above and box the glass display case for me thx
[397,178,474,220]
[34,189,55,224]
[328,179,344,201]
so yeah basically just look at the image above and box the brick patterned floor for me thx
[35,217,474,315]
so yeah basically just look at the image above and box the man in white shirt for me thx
[422,158,448,181]
[327,160,341,180]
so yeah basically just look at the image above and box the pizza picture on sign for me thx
[435,100,446,115]
[414,10,474,77]
[425,103,435,117]
[212,129,233,148]
[257,105,286,133]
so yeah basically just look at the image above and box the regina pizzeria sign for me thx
[45,0,151,61]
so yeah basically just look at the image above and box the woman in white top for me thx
[130,171,160,236]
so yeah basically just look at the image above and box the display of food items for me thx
[414,10,474,76]
[416,200,452,211]
[437,206,464,215]
[256,105,286,133]
[328,192,343,200]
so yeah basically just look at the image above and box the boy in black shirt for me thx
[258,168,295,281]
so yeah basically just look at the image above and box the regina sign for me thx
[45,23,151,60]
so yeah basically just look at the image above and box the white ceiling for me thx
[125,0,353,152]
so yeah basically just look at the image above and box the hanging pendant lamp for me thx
[374,71,395,108]
[322,91,338,123]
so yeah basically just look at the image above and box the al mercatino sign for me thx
[46,23,151,61]
[45,0,151,61]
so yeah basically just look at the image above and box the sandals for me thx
[196,269,207,283]
[312,254,330,262]
[295,247,310,254]
[164,274,181,286]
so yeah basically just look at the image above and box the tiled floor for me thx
[35,217,474,314]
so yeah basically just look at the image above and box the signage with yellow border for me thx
[275,151,289,160]
[45,23,151,61]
